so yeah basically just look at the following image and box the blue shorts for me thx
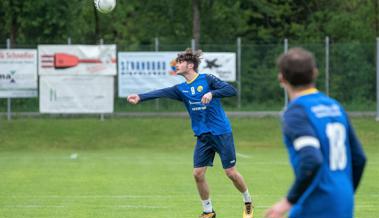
[193,132,236,169]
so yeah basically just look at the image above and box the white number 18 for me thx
[326,123,347,171]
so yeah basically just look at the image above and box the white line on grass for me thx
[0,158,294,166]
[2,204,375,209]
[3,193,379,199]
[2,194,284,199]
[2,156,378,166]
[111,205,169,209]
[236,153,250,158]
[1,205,168,209]
[2,205,65,208]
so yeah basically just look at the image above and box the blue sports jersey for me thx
[282,89,366,218]
[139,74,235,136]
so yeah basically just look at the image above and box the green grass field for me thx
[0,117,378,218]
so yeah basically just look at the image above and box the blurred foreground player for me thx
[265,48,367,218]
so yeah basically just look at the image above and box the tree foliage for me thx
[1,0,377,44]
[0,0,376,107]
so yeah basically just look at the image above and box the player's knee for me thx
[225,168,238,181]
[193,168,206,182]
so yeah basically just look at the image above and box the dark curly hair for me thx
[176,48,203,72]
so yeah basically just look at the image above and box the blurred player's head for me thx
[277,47,318,89]
[175,48,202,75]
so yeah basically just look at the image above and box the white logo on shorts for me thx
[230,160,236,164]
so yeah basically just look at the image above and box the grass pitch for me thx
[0,117,377,218]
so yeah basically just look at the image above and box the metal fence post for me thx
[237,37,242,109]
[191,39,196,51]
[284,38,289,109]
[154,37,160,110]
[376,38,379,121]
[67,37,72,45]
[6,38,12,121]
[99,38,105,121]
[325,36,330,96]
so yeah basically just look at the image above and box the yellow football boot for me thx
[199,211,216,218]
[243,202,254,218]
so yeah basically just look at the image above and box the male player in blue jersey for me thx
[127,48,254,218]
[265,48,367,218]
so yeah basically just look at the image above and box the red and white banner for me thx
[38,45,117,76]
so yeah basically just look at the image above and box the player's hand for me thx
[201,92,213,104]
[265,198,292,218]
[127,94,141,104]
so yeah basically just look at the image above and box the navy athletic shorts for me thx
[193,132,236,169]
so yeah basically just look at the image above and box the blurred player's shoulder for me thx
[285,91,347,123]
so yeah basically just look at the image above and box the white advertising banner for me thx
[38,45,117,76]
[118,52,236,97]
[0,49,37,97]
[40,75,114,113]
[199,52,236,82]
[118,52,184,97]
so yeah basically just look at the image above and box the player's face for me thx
[176,60,191,75]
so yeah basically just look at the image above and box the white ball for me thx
[94,0,116,14]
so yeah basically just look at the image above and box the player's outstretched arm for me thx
[132,86,182,103]
[127,94,141,104]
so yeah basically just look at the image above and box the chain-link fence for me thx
[0,39,378,116]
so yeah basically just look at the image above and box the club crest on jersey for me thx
[197,85,203,93]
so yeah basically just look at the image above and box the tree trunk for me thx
[375,0,378,37]
[9,0,18,46]
[192,0,200,49]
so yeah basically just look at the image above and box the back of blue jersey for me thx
[285,92,354,218]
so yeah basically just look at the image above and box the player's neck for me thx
[289,84,317,100]
[183,70,199,83]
